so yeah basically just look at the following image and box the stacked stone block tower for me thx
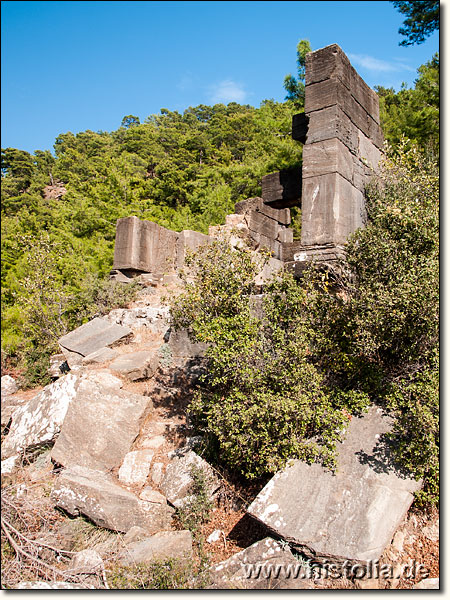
[112,44,383,282]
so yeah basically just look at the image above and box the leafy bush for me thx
[170,238,353,480]
[304,140,439,504]
[2,233,138,387]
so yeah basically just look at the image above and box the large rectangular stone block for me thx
[261,169,302,209]
[246,210,279,239]
[305,78,372,140]
[301,173,365,246]
[304,105,359,154]
[302,138,354,182]
[235,197,291,225]
[113,216,179,274]
[305,44,380,123]
[247,406,421,564]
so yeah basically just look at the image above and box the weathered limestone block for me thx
[119,530,193,566]
[176,229,211,269]
[207,537,314,590]
[113,216,179,274]
[305,44,380,123]
[109,350,159,381]
[118,450,154,487]
[246,210,279,239]
[51,465,174,533]
[302,138,354,182]
[235,197,291,225]
[51,378,153,472]
[2,374,80,459]
[161,449,220,508]
[167,329,208,360]
[303,105,359,154]
[261,169,302,209]
[277,228,293,244]
[68,549,104,574]
[247,406,422,565]
[58,317,131,358]
[1,375,18,396]
[301,173,365,245]
[82,347,119,365]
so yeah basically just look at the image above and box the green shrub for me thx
[304,140,439,505]
[170,238,351,480]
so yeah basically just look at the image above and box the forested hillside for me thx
[1,51,439,385]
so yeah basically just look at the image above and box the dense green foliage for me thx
[170,141,439,503]
[283,39,312,108]
[376,53,439,153]
[170,239,360,479]
[391,1,439,46]
[1,100,300,376]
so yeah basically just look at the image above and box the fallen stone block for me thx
[51,378,152,472]
[160,449,220,508]
[48,353,69,378]
[1,391,31,430]
[207,537,314,590]
[82,347,119,365]
[109,350,159,381]
[139,487,167,504]
[247,406,422,565]
[167,329,208,360]
[51,465,174,533]
[1,374,80,459]
[1,375,18,396]
[58,317,131,358]
[68,549,104,574]
[413,578,439,590]
[119,530,193,566]
[118,450,154,487]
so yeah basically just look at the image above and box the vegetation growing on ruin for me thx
[170,140,439,503]
[1,44,439,502]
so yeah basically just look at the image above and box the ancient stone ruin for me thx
[2,44,437,591]
[112,43,383,283]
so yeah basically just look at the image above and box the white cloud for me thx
[208,79,247,103]
[348,53,415,73]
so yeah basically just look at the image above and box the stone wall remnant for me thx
[112,44,383,278]
[285,43,383,273]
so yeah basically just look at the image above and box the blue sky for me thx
[1,1,440,154]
